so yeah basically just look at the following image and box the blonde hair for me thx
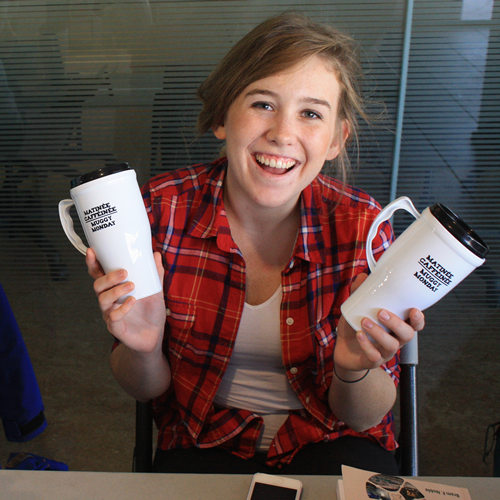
[196,11,369,184]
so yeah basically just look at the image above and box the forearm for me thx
[110,342,171,403]
[328,365,396,432]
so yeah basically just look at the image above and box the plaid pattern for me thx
[142,158,397,467]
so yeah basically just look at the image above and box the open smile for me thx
[254,153,298,175]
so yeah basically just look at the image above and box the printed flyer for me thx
[336,465,471,500]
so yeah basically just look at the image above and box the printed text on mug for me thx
[83,202,117,232]
[414,255,454,292]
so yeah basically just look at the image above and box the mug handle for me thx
[366,196,421,272]
[58,199,88,256]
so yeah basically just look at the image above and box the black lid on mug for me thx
[430,203,489,259]
[70,162,132,189]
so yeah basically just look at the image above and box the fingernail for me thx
[363,318,374,329]
[357,331,366,342]
[379,310,390,321]
[117,270,127,279]
[124,282,134,292]
[412,310,422,320]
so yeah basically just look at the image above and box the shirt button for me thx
[286,317,294,326]
[289,259,295,269]
[165,308,171,316]
[306,396,310,404]
[290,367,298,375]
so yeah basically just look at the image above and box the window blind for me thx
[0,0,409,281]
[1,1,497,323]
[394,1,499,322]
[0,1,497,336]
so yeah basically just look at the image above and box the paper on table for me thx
[337,465,472,500]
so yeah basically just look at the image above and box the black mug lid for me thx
[70,162,132,189]
[430,203,489,259]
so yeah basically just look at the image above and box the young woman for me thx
[86,12,425,475]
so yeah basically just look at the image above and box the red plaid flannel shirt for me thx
[142,158,397,467]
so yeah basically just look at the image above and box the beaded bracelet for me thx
[333,365,370,383]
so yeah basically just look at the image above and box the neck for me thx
[223,189,301,236]
[222,185,301,306]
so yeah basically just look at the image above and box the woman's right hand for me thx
[86,248,167,355]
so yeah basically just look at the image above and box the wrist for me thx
[132,340,165,361]
[333,364,370,383]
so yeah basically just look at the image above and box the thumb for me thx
[153,252,165,283]
[350,273,368,293]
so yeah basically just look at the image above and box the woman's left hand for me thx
[334,274,425,373]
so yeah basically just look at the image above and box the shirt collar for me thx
[187,159,327,262]
[187,159,235,252]
[294,178,327,265]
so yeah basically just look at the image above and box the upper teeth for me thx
[256,154,296,169]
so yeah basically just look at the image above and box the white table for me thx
[0,470,499,499]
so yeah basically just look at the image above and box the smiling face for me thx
[213,56,348,216]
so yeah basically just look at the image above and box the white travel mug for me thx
[58,163,162,302]
[340,196,489,332]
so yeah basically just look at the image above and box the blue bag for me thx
[0,283,47,442]
[5,452,68,471]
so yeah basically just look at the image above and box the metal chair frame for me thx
[133,399,154,473]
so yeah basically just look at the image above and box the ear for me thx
[326,120,350,161]
[213,124,226,140]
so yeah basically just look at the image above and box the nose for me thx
[266,113,295,146]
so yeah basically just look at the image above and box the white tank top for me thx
[213,286,303,450]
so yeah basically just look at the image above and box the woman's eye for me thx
[252,101,273,111]
[303,110,321,120]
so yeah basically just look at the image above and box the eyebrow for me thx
[245,88,332,110]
